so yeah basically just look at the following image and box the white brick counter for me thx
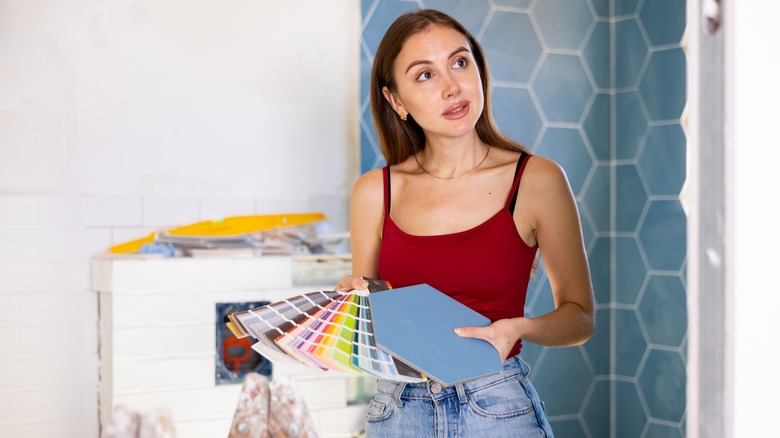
[93,256,368,438]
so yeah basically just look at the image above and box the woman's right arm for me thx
[336,168,385,291]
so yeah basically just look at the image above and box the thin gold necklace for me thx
[413,146,491,180]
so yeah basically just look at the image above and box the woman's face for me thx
[384,25,484,141]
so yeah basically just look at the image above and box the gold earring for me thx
[400,113,407,121]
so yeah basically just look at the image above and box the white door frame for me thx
[686,1,732,437]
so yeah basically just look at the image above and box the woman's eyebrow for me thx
[404,46,471,74]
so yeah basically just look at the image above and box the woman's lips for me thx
[442,101,470,120]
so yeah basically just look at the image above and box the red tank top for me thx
[378,153,537,358]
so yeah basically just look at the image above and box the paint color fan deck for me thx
[226,280,503,386]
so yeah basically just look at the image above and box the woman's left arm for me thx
[456,157,595,360]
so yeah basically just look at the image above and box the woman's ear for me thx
[382,86,406,118]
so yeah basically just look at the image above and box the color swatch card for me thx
[369,284,503,386]
[226,280,502,385]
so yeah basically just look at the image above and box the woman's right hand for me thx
[335,275,370,292]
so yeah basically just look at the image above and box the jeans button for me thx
[430,382,442,394]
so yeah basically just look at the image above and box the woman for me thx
[337,9,594,437]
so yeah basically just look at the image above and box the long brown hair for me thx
[370,9,530,165]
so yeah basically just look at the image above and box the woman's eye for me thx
[453,58,468,69]
[415,71,433,81]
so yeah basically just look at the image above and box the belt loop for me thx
[393,382,407,408]
[455,383,467,405]
[517,355,531,376]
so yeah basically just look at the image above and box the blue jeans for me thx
[364,355,554,437]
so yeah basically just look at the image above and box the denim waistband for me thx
[376,355,530,405]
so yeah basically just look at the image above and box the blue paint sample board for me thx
[369,283,503,386]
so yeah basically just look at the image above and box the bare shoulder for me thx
[351,167,384,206]
[523,155,572,193]
[519,155,578,229]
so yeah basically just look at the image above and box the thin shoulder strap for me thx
[383,165,391,215]
[506,152,531,215]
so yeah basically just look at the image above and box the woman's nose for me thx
[442,73,462,99]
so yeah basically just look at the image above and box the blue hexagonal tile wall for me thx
[362,0,421,53]
[616,164,648,232]
[639,275,687,347]
[580,204,595,250]
[640,0,687,47]
[360,47,373,106]
[583,93,611,161]
[534,0,594,51]
[550,419,588,438]
[362,0,377,23]
[616,18,649,89]
[492,0,533,8]
[491,86,542,147]
[422,0,490,35]
[616,236,647,304]
[646,423,685,438]
[584,21,611,90]
[527,273,555,316]
[533,54,593,123]
[615,309,647,376]
[616,91,648,159]
[639,200,687,271]
[590,0,609,18]
[639,124,687,196]
[616,381,648,438]
[615,0,641,16]
[582,164,610,232]
[583,380,610,438]
[532,347,593,416]
[537,127,593,195]
[361,107,382,161]
[589,237,611,305]
[638,349,687,422]
[584,308,611,375]
[481,11,542,83]
[360,124,380,171]
[640,48,687,121]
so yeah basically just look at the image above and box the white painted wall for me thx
[0,1,360,436]
[0,0,360,200]
[731,1,780,436]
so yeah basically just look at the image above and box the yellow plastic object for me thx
[109,213,326,254]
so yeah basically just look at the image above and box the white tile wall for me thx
[0,391,21,424]
[0,196,82,228]
[143,197,202,228]
[201,196,257,219]
[83,196,144,228]
[0,292,52,324]
[19,386,85,421]
[0,328,20,359]
[255,197,312,215]
[0,228,77,262]
[1,1,361,435]
[0,192,350,438]
[0,261,90,294]
[96,247,364,437]
[0,420,98,438]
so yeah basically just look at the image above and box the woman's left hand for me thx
[454,318,523,363]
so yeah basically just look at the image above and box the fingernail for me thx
[453,328,463,335]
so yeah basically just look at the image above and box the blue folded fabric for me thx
[139,242,176,257]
